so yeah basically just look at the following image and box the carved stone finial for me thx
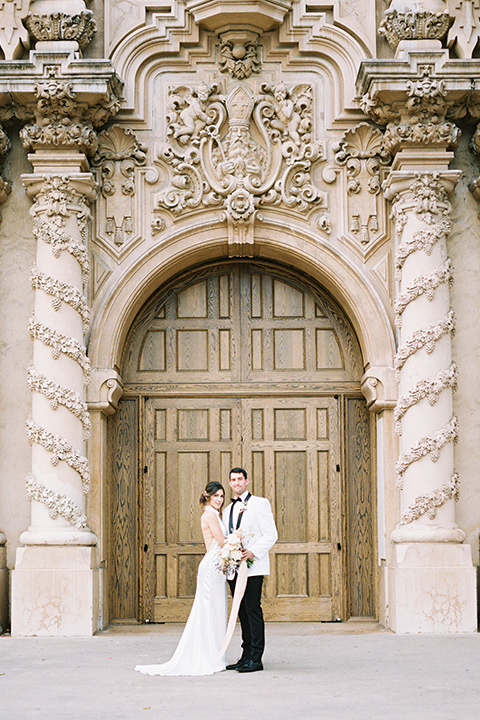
[25,0,96,50]
[379,0,452,50]
[0,0,30,60]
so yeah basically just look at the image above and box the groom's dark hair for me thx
[230,467,247,479]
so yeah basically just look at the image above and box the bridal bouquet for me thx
[217,529,253,579]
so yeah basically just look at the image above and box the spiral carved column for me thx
[386,170,463,542]
[22,172,96,543]
[383,165,476,632]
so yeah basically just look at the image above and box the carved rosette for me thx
[156,80,327,254]
[379,10,452,50]
[386,171,463,539]
[25,11,96,50]
[24,174,96,531]
[334,123,391,247]
[91,125,147,248]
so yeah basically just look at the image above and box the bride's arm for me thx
[201,512,226,548]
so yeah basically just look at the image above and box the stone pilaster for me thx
[5,20,121,633]
[358,33,477,631]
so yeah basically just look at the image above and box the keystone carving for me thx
[218,32,261,79]
[157,80,327,253]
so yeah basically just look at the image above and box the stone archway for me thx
[87,226,397,627]
[105,259,377,623]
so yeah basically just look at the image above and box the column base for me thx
[388,543,477,633]
[11,545,99,636]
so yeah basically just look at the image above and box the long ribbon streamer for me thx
[219,560,248,658]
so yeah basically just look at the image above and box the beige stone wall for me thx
[0,132,35,569]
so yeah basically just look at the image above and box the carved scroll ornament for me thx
[156,81,326,235]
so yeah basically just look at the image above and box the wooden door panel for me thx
[242,396,341,621]
[143,397,241,622]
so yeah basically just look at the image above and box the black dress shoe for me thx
[237,659,263,673]
[226,658,249,670]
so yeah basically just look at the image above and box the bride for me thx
[135,481,227,676]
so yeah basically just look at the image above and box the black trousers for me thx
[228,574,264,663]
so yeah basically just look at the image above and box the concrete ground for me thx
[1,622,479,720]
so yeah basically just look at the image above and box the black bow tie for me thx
[232,497,242,504]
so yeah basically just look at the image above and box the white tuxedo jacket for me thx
[223,495,278,577]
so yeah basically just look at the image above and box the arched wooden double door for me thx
[110,262,375,623]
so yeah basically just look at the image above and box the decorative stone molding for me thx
[394,310,456,380]
[361,367,398,412]
[23,170,97,534]
[91,125,147,248]
[87,368,124,416]
[218,31,261,79]
[25,474,87,528]
[334,122,391,248]
[0,0,30,60]
[157,80,327,254]
[184,0,293,32]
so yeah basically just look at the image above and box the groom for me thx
[223,467,278,673]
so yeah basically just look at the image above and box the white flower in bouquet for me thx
[216,528,253,579]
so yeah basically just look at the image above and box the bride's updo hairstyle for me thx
[199,481,225,507]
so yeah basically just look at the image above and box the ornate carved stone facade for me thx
[0,0,478,635]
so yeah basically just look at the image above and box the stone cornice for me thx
[357,48,480,126]
[0,50,123,131]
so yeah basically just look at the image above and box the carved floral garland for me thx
[30,267,90,332]
[399,473,460,526]
[33,218,90,281]
[394,309,456,381]
[394,364,458,435]
[394,259,454,327]
[26,419,90,493]
[28,317,91,381]
[395,416,458,488]
[25,473,87,529]
[27,366,91,439]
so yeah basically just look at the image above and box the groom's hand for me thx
[242,549,254,561]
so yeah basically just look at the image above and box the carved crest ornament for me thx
[156,80,327,252]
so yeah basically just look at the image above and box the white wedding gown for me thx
[135,512,227,676]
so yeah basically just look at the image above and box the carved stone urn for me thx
[25,0,96,50]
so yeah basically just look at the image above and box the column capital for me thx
[383,166,462,203]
